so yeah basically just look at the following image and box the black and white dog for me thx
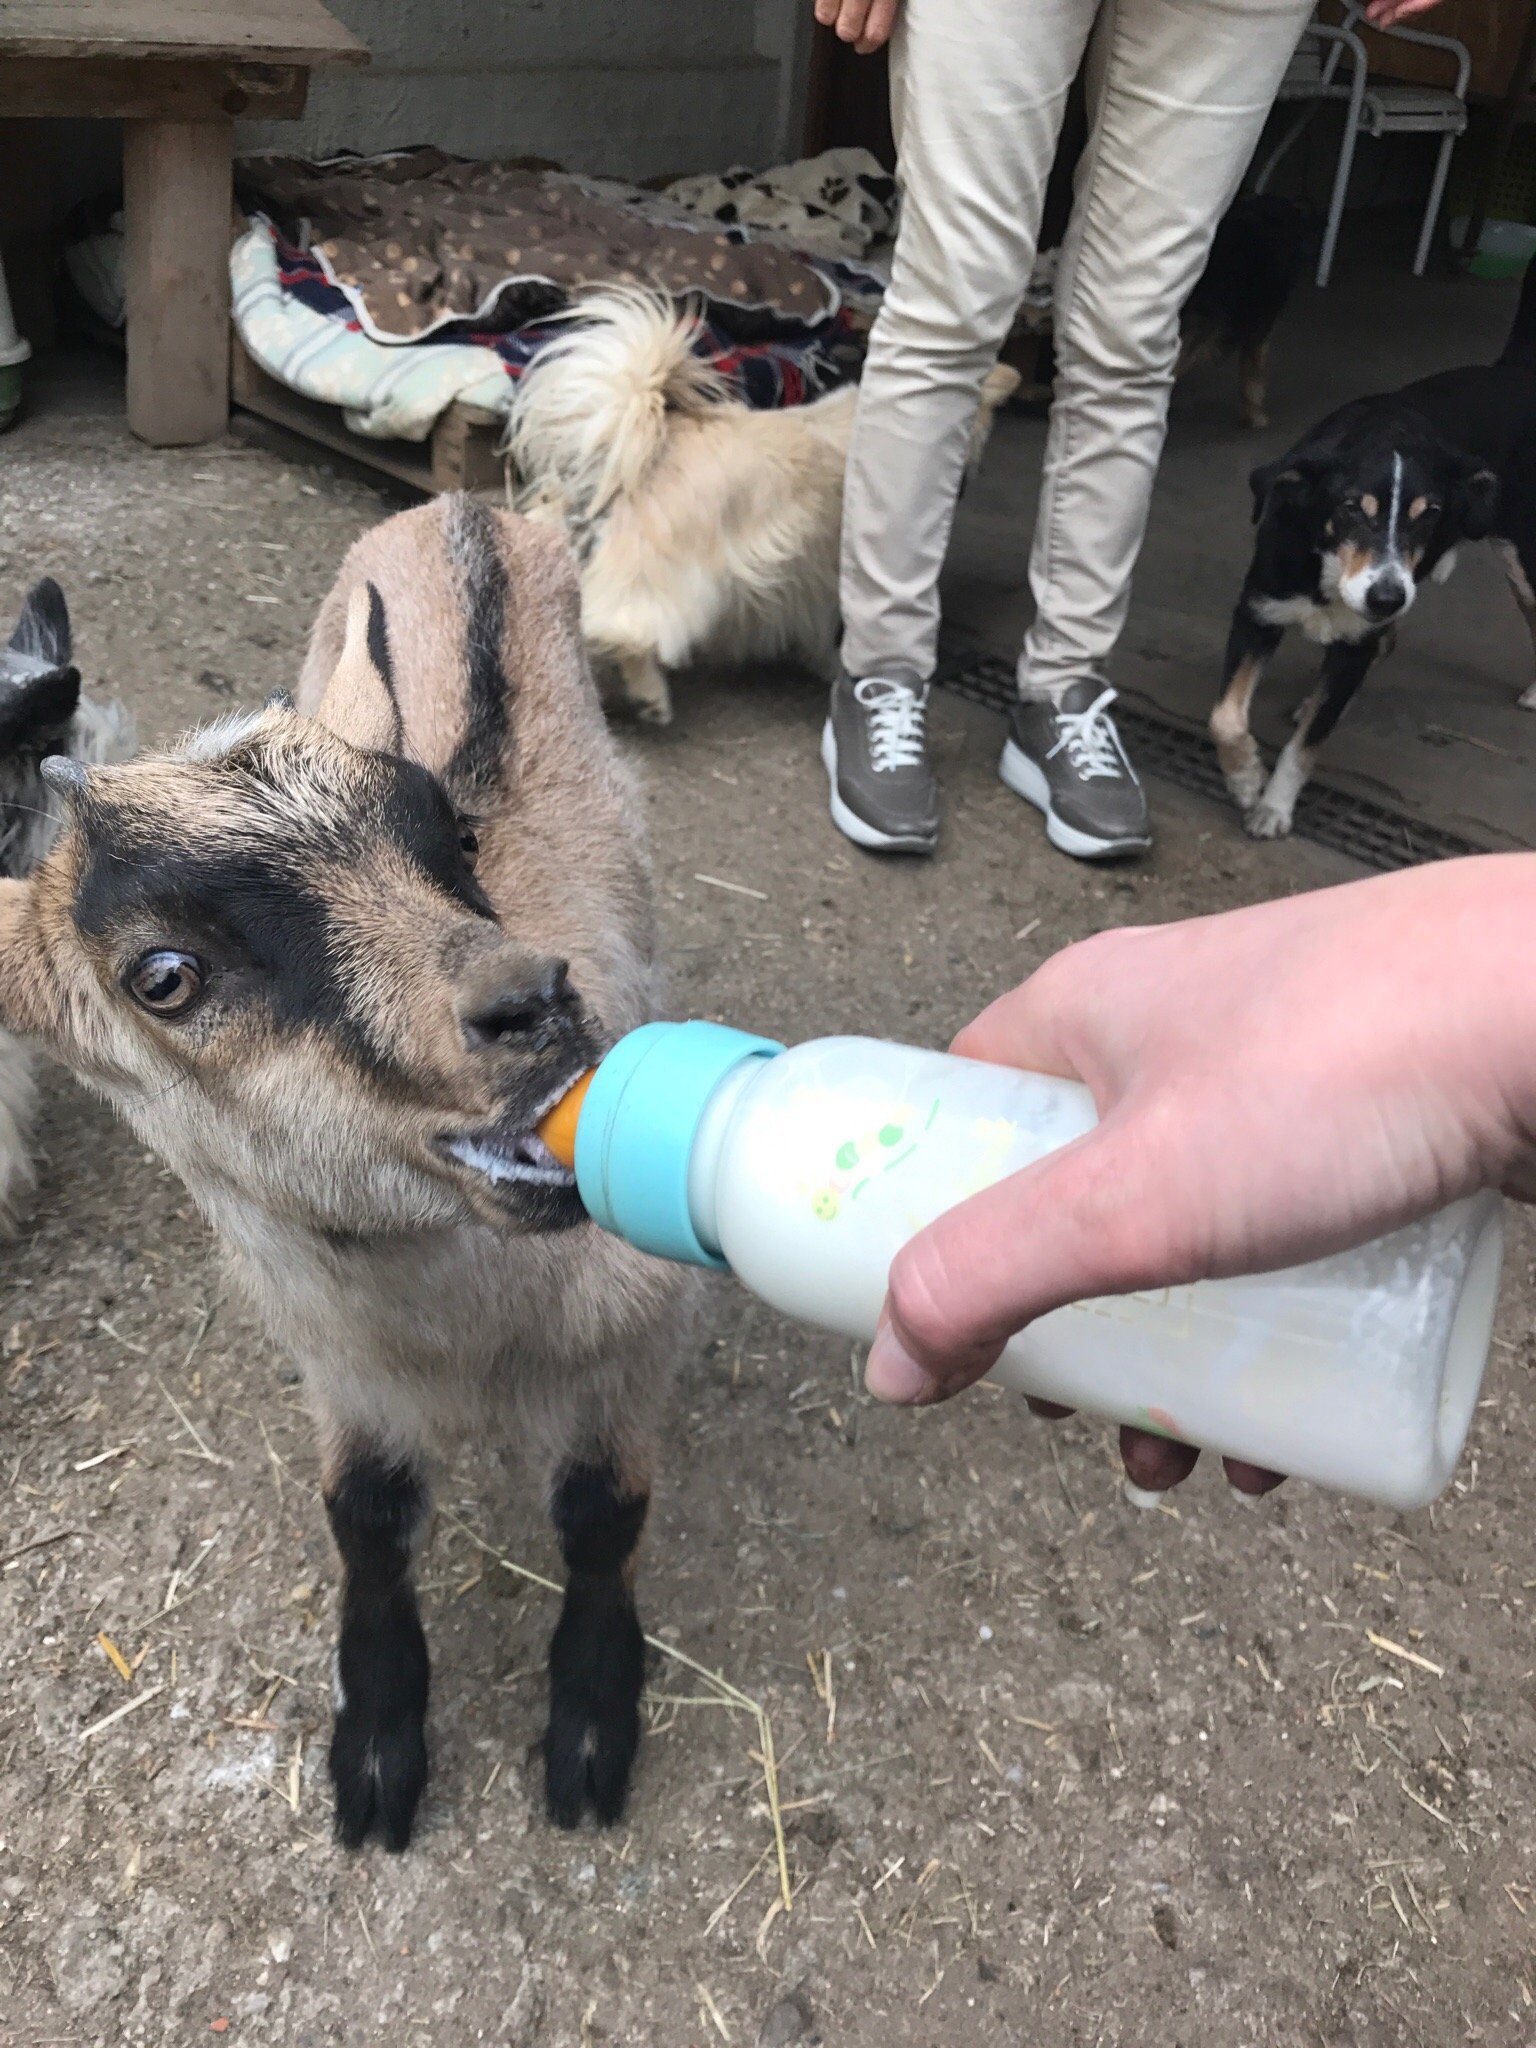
[1211,263,1536,838]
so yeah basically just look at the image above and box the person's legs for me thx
[827,0,1095,852]
[1022,0,1312,696]
[1005,0,1312,857]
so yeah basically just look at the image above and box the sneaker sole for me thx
[998,738,1151,860]
[820,722,937,854]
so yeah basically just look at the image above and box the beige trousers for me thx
[839,0,1313,699]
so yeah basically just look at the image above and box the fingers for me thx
[868,1114,1182,1404]
[816,0,890,52]
[1120,1426,1199,1499]
[1028,1407,1283,1505]
[855,0,901,50]
[1222,1456,1286,1499]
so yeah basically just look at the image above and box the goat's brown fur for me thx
[0,496,697,1844]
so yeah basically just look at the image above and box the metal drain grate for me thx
[936,651,1483,872]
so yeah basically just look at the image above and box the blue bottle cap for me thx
[574,1020,783,1268]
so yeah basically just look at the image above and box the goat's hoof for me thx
[543,1613,644,1828]
[1244,800,1293,840]
[330,1702,428,1853]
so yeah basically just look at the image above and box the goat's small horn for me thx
[40,755,89,799]
[265,687,295,712]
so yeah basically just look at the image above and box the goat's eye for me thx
[458,825,480,870]
[126,950,206,1018]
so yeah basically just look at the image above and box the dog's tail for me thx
[507,290,732,523]
[1500,260,1536,363]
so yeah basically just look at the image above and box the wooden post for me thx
[122,119,233,446]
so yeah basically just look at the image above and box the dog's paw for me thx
[544,1602,644,1828]
[1223,762,1267,812]
[330,1693,429,1852]
[1519,681,1536,712]
[1244,799,1294,840]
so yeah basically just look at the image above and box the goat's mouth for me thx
[441,1124,574,1191]
[436,1074,585,1228]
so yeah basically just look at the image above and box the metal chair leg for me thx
[1317,110,1362,286]
[1414,131,1458,275]
[1254,103,1318,194]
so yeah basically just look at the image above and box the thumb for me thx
[867,1113,1188,1405]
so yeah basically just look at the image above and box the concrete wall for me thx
[239,0,812,179]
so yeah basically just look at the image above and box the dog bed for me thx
[66,149,885,449]
[664,146,897,264]
[229,151,882,443]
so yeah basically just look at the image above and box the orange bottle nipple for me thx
[538,1069,595,1170]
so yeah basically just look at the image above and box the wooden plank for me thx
[123,120,233,446]
[231,339,507,497]
[0,57,306,121]
[231,340,436,492]
[0,0,367,67]
[430,404,507,495]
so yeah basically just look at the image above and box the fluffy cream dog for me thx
[508,291,1019,725]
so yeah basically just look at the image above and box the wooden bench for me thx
[0,1,367,446]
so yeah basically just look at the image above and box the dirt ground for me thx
[0,353,1533,2048]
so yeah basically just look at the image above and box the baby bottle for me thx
[539,1024,1505,1511]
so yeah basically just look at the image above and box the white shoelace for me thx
[1046,686,1127,782]
[854,677,929,773]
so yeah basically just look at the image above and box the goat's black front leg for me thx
[544,1455,650,1828]
[324,1443,431,1851]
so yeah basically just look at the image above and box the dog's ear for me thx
[314,582,404,755]
[1448,455,1499,542]
[1248,455,1323,526]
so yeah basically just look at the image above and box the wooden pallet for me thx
[230,337,506,495]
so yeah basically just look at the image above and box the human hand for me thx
[1363,0,1444,25]
[814,0,902,56]
[867,856,1536,1484]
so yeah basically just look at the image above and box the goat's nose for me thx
[460,959,573,1050]
[1365,577,1406,618]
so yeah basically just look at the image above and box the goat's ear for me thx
[1450,458,1499,542]
[0,879,44,1039]
[313,582,403,755]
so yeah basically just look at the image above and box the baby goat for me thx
[0,578,132,1228]
[0,500,695,1848]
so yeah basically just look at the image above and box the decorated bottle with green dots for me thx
[649,1034,1503,1512]
[559,1027,1503,1510]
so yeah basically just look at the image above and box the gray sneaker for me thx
[1000,680,1151,859]
[821,674,940,853]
